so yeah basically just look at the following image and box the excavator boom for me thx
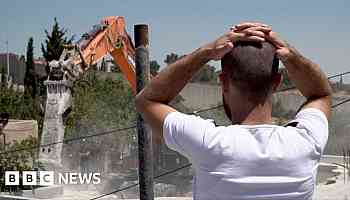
[50,16,136,93]
[78,16,136,92]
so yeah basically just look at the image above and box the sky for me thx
[0,0,349,81]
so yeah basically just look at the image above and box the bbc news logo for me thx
[5,171,101,186]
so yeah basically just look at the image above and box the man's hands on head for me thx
[264,31,296,62]
[202,21,296,62]
[203,22,272,61]
[232,23,295,63]
[203,21,298,62]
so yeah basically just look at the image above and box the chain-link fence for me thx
[1,70,350,199]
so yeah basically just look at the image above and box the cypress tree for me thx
[41,17,73,73]
[24,37,37,98]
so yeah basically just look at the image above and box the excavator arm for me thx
[49,16,136,93]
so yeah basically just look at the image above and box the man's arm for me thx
[135,23,271,141]
[135,48,210,142]
[266,31,332,119]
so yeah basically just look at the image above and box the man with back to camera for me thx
[135,22,332,200]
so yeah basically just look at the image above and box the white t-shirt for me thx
[163,108,328,200]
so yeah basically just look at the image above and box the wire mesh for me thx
[1,70,350,199]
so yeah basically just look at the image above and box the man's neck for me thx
[229,98,273,125]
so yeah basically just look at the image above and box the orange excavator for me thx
[47,16,136,92]
[39,16,137,168]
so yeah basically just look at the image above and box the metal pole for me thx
[2,134,5,150]
[135,24,154,200]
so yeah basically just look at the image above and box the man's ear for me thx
[272,72,282,92]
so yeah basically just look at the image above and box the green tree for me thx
[279,68,293,89]
[164,53,180,65]
[41,17,73,72]
[150,60,160,75]
[0,66,5,87]
[65,71,136,135]
[0,87,42,135]
[191,64,217,83]
[24,37,37,98]
[62,71,137,170]
[163,53,218,83]
[0,136,38,192]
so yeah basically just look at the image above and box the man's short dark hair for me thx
[221,41,279,100]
